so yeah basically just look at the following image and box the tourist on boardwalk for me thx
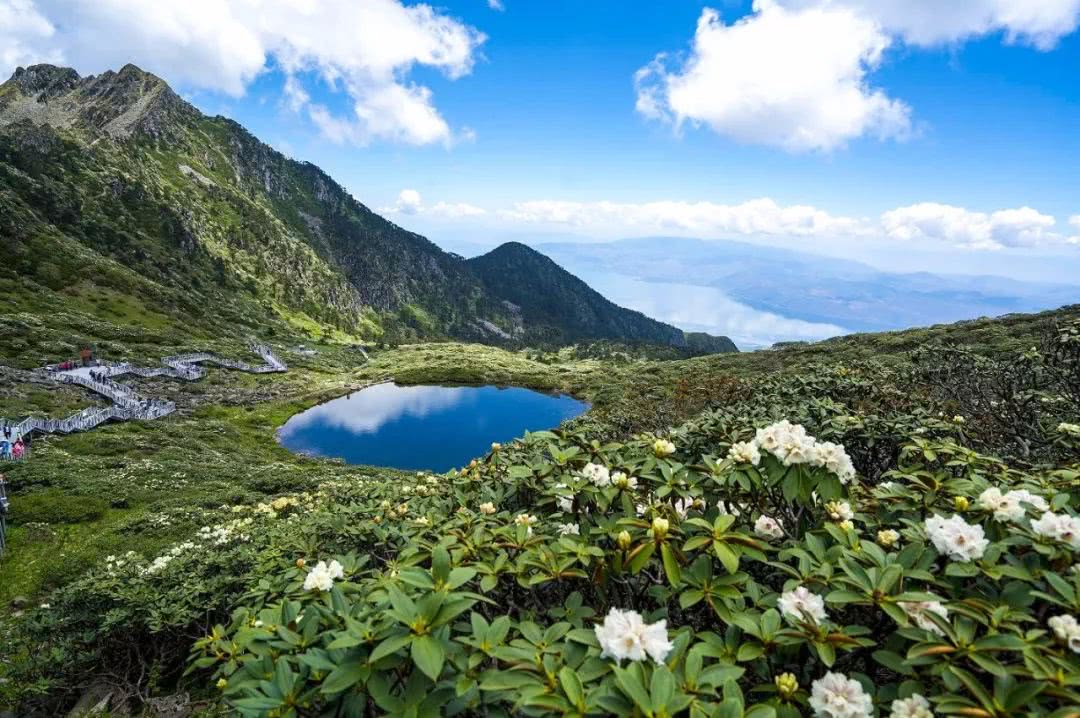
[0,439,9,460]
[12,439,24,460]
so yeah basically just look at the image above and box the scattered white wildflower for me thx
[727,440,761,465]
[779,586,828,623]
[611,471,638,490]
[653,439,676,458]
[809,672,873,718]
[925,514,988,562]
[413,516,432,527]
[900,601,949,635]
[825,500,854,522]
[146,555,174,575]
[479,502,496,515]
[889,694,934,718]
[39,603,50,609]
[755,515,785,540]
[581,463,611,487]
[1047,614,1080,653]
[594,607,673,664]
[814,441,857,484]
[303,560,344,592]
[1009,489,1048,512]
[838,520,855,531]
[557,522,580,536]
[952,415,965,424]
[1031,512,1080,550]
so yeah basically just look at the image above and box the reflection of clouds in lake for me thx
[580,271,846,349]
[281,383,468,436]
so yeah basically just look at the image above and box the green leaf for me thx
[369,632,413,664]
[661,543,682,586]
[559,666,585,708]
[411,635,446,681]
[320,660,367,694]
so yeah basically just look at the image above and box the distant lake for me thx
[277,383,588,471]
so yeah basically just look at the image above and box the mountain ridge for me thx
[0,63,735,353]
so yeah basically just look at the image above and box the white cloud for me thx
[493,196,1077,251]
[3,0,485,146]
[639,1,1080,151]
[501,197,869,236]
[0,0,60,71]
[384,189,486,218]
[881,203,1061,249]
[780,0,1080,50]
[635,1,912,152]
[488,0,505,11]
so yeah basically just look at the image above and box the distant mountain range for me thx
[0,64,734,353]
[536,237,1079,337]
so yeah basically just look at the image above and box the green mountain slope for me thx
[0,63,734,353]
[468,242,737,350]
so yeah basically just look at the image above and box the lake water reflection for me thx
[277,382,588,471]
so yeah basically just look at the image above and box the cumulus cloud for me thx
[1,0,485,146]
[635,1,911,152]
[881,203,1061,249]
[488,0,505,11]
[495,196,1077,250]
[639,0,1080,151]
[384,189,486,218]
[501,197,870,236]
[780,0,1080,50]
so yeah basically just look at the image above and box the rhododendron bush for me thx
[4,324,1080,717]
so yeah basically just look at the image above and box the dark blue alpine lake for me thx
[277,383,589,472]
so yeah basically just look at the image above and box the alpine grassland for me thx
[1,305,1078,717]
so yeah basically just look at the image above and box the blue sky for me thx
[5,0,1080,280]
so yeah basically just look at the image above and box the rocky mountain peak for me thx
[1,62,197,141]
[8,64,81,99]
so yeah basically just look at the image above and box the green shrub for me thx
[11,491,108,525]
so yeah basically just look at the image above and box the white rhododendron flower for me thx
[900,600,949,635]
[611,471,638,490]
[1009,489,1048,512]
[727,441,761,465]
[594,607,673,664]
[1031,512,1080,550]
[749,421,856,482]
[825,500,854,522]
[581,463,611,487]
[779,586,828,623]
[924,514,989,562]
[303,560,344,592]
[557,522,580,536]
[478,502,496,515]
[653,439,676,457]
[755,515,784,540]
[977,487,1046,522]
[977,487,1024,522]
[814,441,857,484]
[1047,614,1080,653]
[889,693,934,718]
[809,672,873,718]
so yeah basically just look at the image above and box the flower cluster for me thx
[888,694,933,718]
[924,514,988,562]
[580,462,610,487]
[1031,511,1080,550]
[755,515,784,540]
[977,487,1047,522]
[749,421,857,483]
[809,672,873,718]
[1048,614,1080,654]
[779,586,827,623]
[594,608,673,664]
[303,560,344,592]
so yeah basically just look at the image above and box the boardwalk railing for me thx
[0,344,287,555]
